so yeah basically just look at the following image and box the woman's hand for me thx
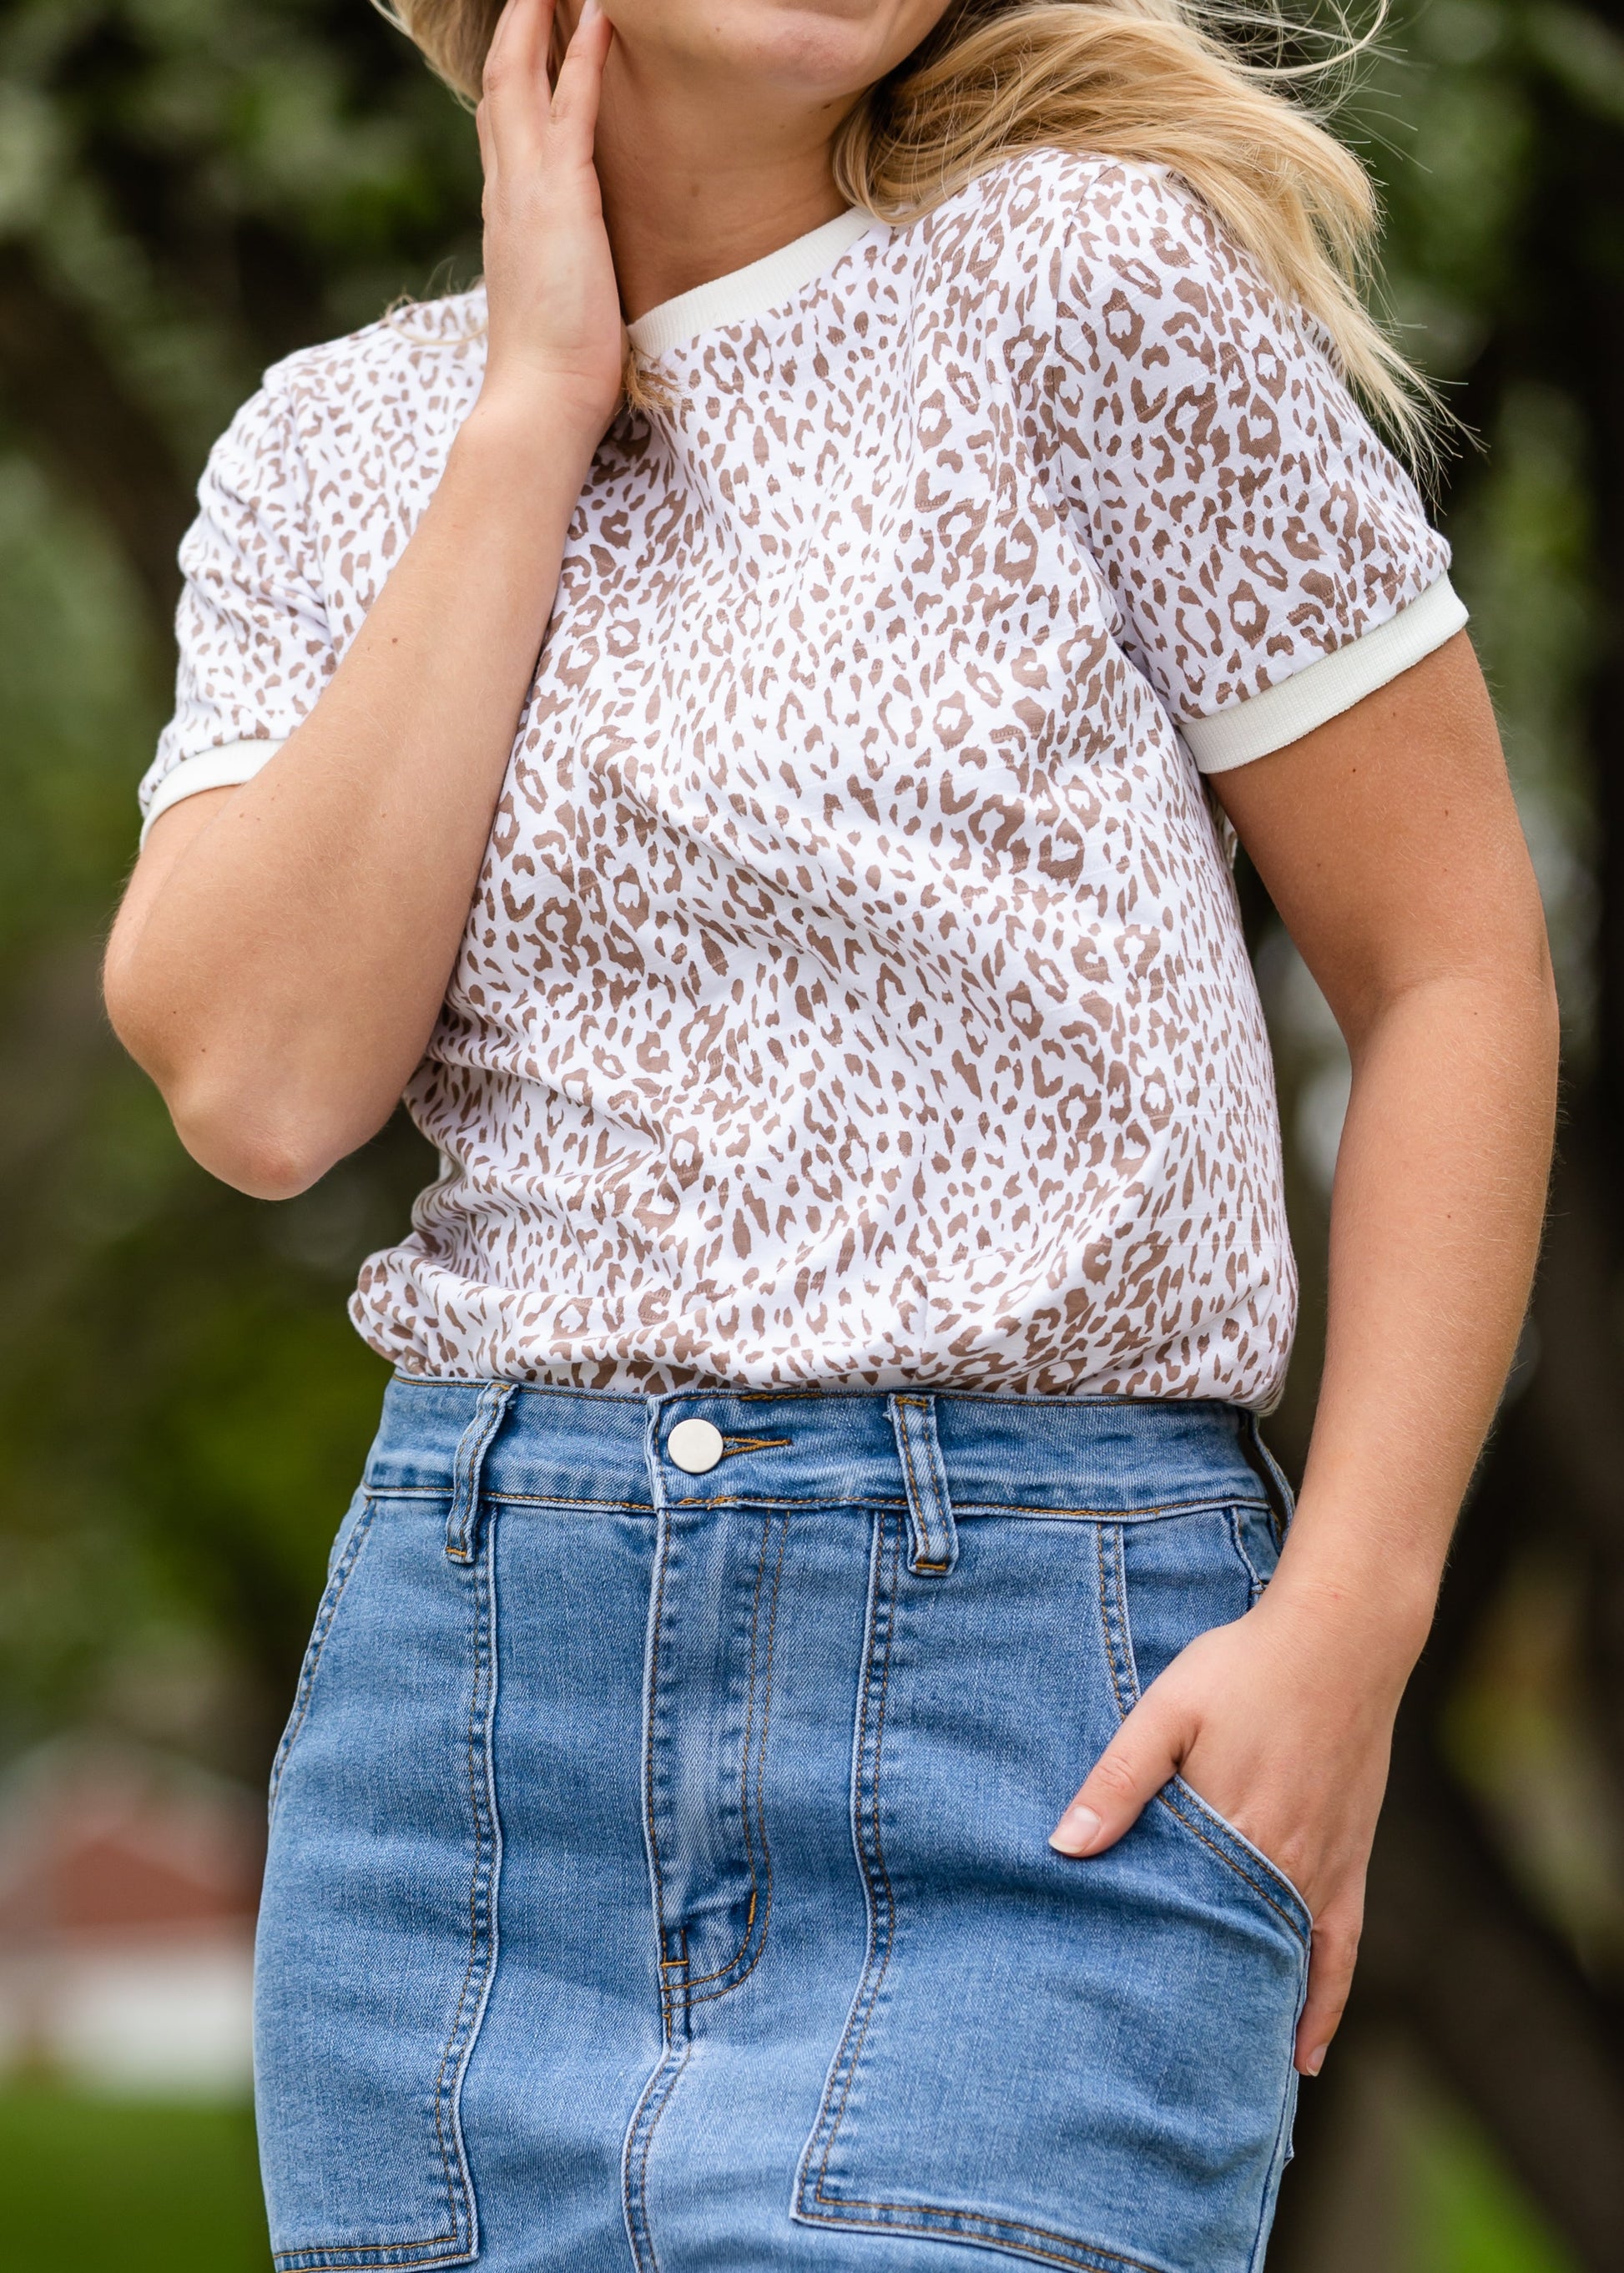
[1050,1570,1409,2079]
[475,0,624,438]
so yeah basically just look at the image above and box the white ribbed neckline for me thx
[626,208,873,358]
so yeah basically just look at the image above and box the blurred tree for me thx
[1263,6,1624,2260]
[0,0,477,1762]
[1,0,1622,2261]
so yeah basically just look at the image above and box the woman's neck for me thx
[585,23,858,323]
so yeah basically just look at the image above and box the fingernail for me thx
[1305,2045,1329,2077]
[1049,1806,1102,1857]
[580,0,601,17]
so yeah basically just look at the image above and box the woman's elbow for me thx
[103,977,348,1200]
[148,1056,342,1198]
[170,1096,337,1202]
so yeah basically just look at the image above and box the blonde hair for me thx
[379,0,1435,457]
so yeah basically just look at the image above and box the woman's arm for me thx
[1050,630,1560,2076]
[103,0,620,1200]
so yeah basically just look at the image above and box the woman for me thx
[103,0,1557,2266]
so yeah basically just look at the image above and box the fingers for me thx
[1050,1693,1183,1857]
[551,0,613,140]
[480,0,607,188]
[1294,1898,1361,2076]
[484,0,551,97]
[481,0,557,172]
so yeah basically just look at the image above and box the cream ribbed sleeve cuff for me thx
[1180,576,1469,774]
[139,736,288,845]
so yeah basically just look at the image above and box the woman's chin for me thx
[604,0,947,107]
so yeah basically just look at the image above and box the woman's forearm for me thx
[1213,636,1559,1667]
[110,0,623,1199]
[1271,953,1559,1670]
[1053,640,1558,2071]
[104,396,603,1197]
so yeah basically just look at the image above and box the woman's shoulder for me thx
[195,289,490,512]
[915,146,1255,303]
[255,288,491,427]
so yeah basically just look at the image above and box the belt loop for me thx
[446,1381,519,1563]
[887,1394,958,1577]
[1242,1413,1296,1546]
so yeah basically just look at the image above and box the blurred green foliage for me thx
[0,0,477,1766]
[0,0,482,446]
[1410,2098,1581,2273]
[0,2087,268,2268]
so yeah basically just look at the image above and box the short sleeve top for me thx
[143,150,1460,1404]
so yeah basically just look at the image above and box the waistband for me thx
[364,1377,1288,1528]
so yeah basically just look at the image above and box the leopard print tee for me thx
[142,151,1460,1402]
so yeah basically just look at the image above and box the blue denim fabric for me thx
[255,1381,1307,2273]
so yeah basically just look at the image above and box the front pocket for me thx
[268,1488,377,1822]
[1099,1509,1313,1937]
[794,1503,1307,2273]
[255,1491,502,2271]
[1157,1775,1312,1941]
[1109,1506,1309,2215]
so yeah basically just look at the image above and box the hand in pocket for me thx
[1049,1586,1403,2078]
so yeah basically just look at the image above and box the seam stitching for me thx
[272,2251,476,2271]
[623,2039,691,2273]
[1157,1786,1309,1946]
[424,1514,497,2249]
[795,1516,1258,2273]
[1226,1504,1265,1606]
[642,1513,678,2021]
[685,1509,789,2005]
[806,1509,902,2206]
[268,1496,378,1820]
[896,1406,933,1570]
[678,1509,786,1993]
[622,1498,687,2273]
[799,1518,1172,2273]
[662,1490,1263,1518]
[790,1503,1305,2273]
[444,1385,512,1562]
[794,2200,1171,2273]
[670,1514,770,1987]
[363,1487,1269,1520]
[274,1510,498,2266]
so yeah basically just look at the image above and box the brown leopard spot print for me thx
[145,151,1449,1400]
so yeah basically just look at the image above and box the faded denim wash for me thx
[255,1378,1308,2273]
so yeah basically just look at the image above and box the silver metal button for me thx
[667,1417,725,1475]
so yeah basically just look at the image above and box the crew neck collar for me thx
[626,208,873,359]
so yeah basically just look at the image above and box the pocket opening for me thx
[268,1491,379,1821]
[1101,1510,1311,1941]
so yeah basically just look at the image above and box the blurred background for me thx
[0,0,1621,2265]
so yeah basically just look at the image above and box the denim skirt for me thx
[255,1379,1309,2273]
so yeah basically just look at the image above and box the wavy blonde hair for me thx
[380,0,1434,456]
